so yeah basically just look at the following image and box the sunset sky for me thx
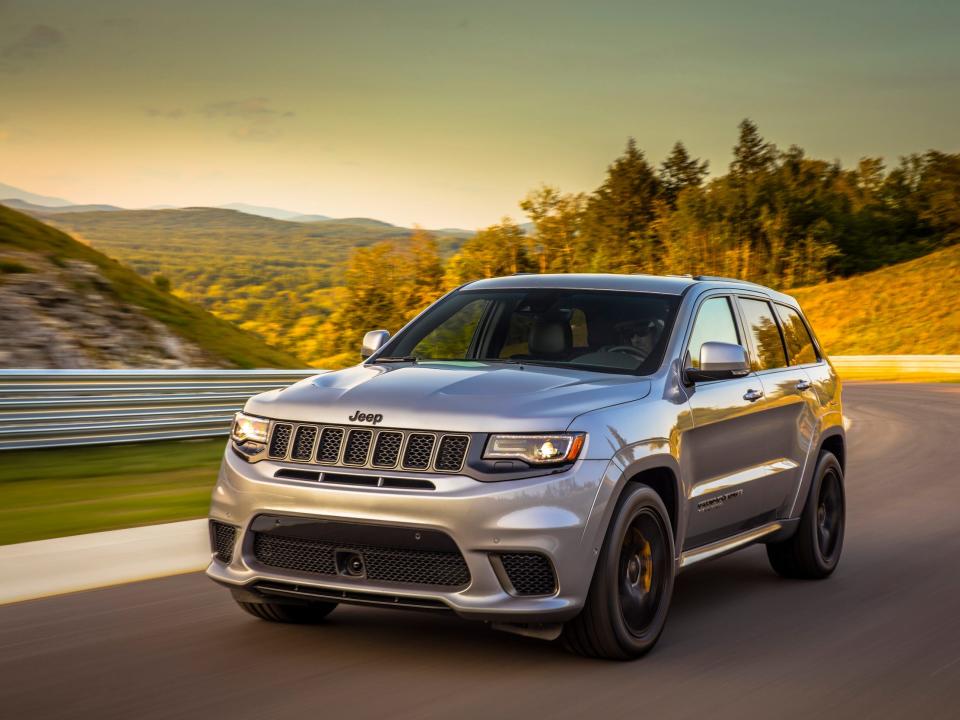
[1,0,958,228]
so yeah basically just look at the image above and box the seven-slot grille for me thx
[265,422,469,474]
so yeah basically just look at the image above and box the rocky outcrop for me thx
[0,251,223,368]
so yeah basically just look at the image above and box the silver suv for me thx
[208,274,845,660]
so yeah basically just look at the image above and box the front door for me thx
[681,295,786,549]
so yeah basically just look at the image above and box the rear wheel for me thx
[766,451,845,579]
[562,485,675,660]
[236,599,338,624]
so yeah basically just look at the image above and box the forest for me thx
[313,120,960,368]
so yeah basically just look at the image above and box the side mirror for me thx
[685,341,750,383]
[361,329,390,359]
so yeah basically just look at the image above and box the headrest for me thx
[529,313,572,356]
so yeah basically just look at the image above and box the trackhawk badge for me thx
[349,410,383,425]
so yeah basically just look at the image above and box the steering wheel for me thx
[602,345,648,360]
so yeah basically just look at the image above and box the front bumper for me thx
[207,447,614,622]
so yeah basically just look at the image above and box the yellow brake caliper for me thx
[641,537,653,592]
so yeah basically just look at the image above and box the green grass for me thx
[789,244,960,356]
[0,439,225,545]
[0,205,308,368]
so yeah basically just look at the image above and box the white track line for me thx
[0,519,210,605]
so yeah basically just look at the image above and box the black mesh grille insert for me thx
[435,435,469,472]
[316,427,344,463]
[403,433,435,469]
[210,521,237,564]
[268,423,292,458]
[498,553,557,596]
[372,431,403,467]
[252,533,470,588]
[291,425,318,461]
[344,429,373,465]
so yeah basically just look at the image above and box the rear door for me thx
[734,296,819,518]
[681,294,786,549]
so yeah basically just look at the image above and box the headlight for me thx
[231,412,270,444]
[484,433,585,465]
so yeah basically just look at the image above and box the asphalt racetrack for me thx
[1,383,958,719]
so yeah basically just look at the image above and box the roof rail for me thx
[692,275,766,287]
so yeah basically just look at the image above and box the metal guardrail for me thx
[830,355,960,379]
[0,357,955,451]
[0,369,318,451]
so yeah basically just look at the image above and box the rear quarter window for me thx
[738,297,788,371]
[775,304,819,365]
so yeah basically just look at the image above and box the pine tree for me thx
[583,138,662,271]
[730,119,777,178]
[658,142,708,207]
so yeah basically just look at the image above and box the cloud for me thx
[0,25,65,72]
[144,107,184,119]
[232,126,281,142]
[201,98,294,120]
[200,97,294,142]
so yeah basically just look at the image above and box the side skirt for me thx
[679,519,798,569]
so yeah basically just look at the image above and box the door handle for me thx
[743,388,764,402]
[796,380,812,391]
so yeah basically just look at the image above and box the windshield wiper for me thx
[371,356,418,363]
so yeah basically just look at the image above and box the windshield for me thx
[381,289,680,375]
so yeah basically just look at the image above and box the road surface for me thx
[1,383,958,719]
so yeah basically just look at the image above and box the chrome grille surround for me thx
[402,433,436,470]
[316,427,344,464]
[290,425,318,461]
[372,431,403,468]
[262,422,469,475]
[343,429,373,466]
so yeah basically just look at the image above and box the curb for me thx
[0,519,210,605]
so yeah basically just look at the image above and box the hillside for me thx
[789,244,960,355]
[0,206,306,368]
[27,206,471,360]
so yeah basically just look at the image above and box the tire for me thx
[236,598,338,624]
[562,485,676,660]
[766,450,845,579]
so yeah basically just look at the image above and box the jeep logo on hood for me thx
[349,410,383,425]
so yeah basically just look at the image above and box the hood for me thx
[245,361,651,433]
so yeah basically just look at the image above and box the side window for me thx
[775,304,818,365]
[686,297,740,369]
[738,298,788,371]
[411,299,488,359]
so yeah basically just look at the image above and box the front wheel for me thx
[562,485,675,660]
[766,451,845,579]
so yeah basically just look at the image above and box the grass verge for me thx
[0,438,225,545]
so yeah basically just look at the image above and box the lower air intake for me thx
[497,552,557,596]
[250,518,471,589]
[210,521,237,564]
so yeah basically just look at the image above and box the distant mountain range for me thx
[0,198,126,214]
[0,181,472,232]
[0,182,73,207]
[218,202,330,221]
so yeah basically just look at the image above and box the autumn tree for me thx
[519,185,586,273]
[443,218,534,287]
